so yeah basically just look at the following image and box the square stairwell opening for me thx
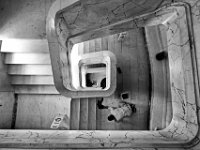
[82,63,107,89]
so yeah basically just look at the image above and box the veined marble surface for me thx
[0,0,199,149]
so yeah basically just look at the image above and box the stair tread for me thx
[10,75,54,85]
[87,98,97,130]
[5,53,51,64]
[79,98,89,130]
[7,64,52,75]
[14,85,59,94]
[1,39,49,53]
[70,99,80,130]
[70,98,97,130]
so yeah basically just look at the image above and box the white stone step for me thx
[14,85,59,94]
[4,53,51,64]
[1,39,49,53]
[70,99,80,130]
[87,98,97,130]
[7,65,52,75]
[79,98,88,130]
[70,98,97,130]
[10,75,54,85]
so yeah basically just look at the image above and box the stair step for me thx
[70,99,80,130]
[87,98,97,130]
[4,53,51,64]
[70,98,97,130]
[14,85,59,94]
[1,39,49,53]
[7,65,52,75]
[10,75,54,85]
[79,98,88,130]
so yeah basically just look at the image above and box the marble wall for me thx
[0,0,55,39]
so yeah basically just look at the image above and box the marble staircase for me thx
[1,39,59,95]
[0,36,172,130]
